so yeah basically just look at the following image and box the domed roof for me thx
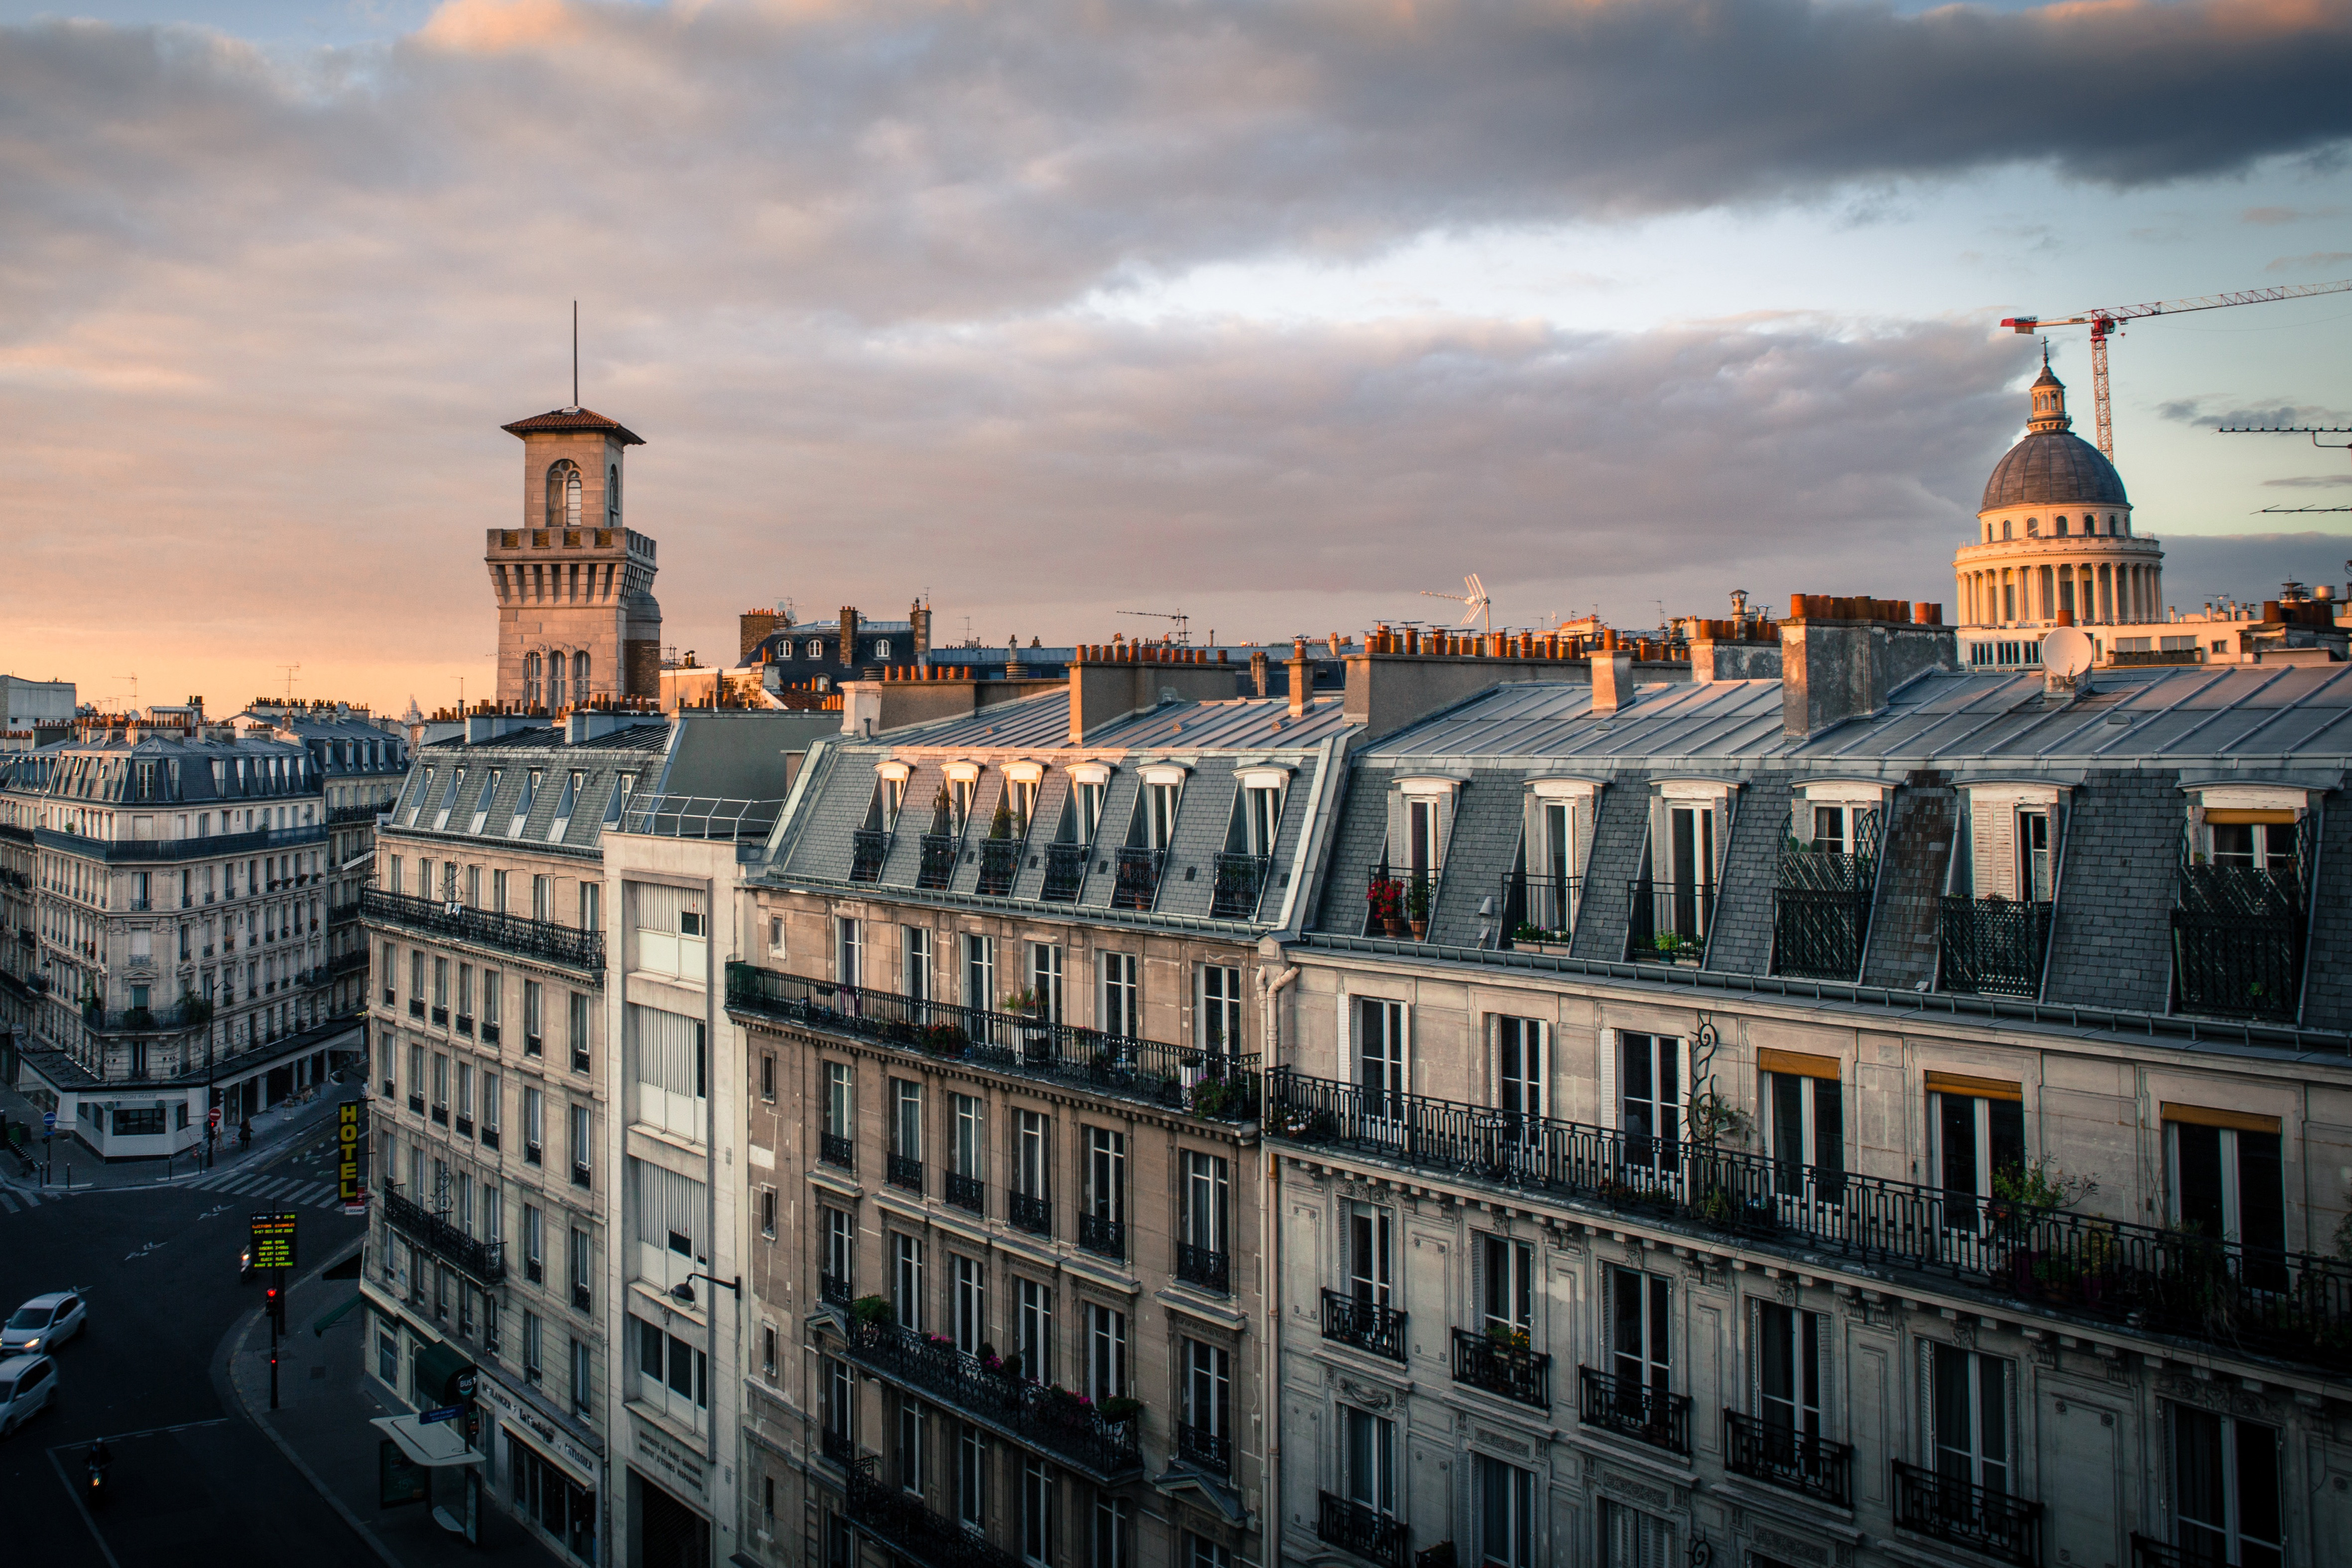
[1981,430,2129,510]
[1979,362,2127,511]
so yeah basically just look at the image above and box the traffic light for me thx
[264,1283,286,1333]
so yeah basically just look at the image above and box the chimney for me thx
[840,606,861,664]
[740,608,780,663]
[910,600,930,658]
[1780,595,1957,739]
[1250,649,1270,697]
[1288,638,1311,718]
[1591,650,1633,715]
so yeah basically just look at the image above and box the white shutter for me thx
[1675,1034,1694,1144]
[1974,804,2010,900]
[1383,790,1407,869]
[1917,1340,1937,1465]
[1434,788,1459,870]
[1535,1021,1551,1122]
[1597,1027,1618,1133]
[1746,1297,1761,1416]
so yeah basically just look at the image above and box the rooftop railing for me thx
[1265,1067,2352,1373]
[1500,871,1581,947]
[1040,844,1088,903]
[917,834,960,890]
[976,837,1023,897]
[621,796,783,840]
[726,962,1259,1122]
[849,830,892,884]
[1940,896,2052,998]
[1774,833,1876,982]
[360,886,605,972]
[838,1317,1142,1482]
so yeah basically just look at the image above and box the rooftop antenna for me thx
[113,672,138,704]
[1417,574,1492,637]
[277,663,301,704]
[571,300,579,410]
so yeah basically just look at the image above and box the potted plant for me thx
[848,1295,894,1340]
[1406,878,1431,940]
[1100,1395,1142,1426]
[1365,877,1404,937]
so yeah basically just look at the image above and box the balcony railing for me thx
[2127,1536,2194,1568]
[1078,1213,1125,1260]
[947,1173,985,1214]
[839,1319,1142,1481]
[2173,862,2305,1020]
[847,1455,1023,1568]
[1265,1068,2352,1373]
[821,1273,852,1308]
[1316,1493,1405,1568]
[1010,1192,1052,1237]
[1940,896,2052,998]
[819,1427,854,1467]
[1040,844,1089,903]
[383,1184,506,1285]
[1577,1365,1689,1455]
[83,998,210,1035]
[977,838,1022,897]
[1626,879,1712,965]
[1774,833,1876,982]
[1210,853,1270,919]
[1723,1409,1851,1507]
[1362,865,1439,938]
[360,887,604,972]
[1891,1460,2041,1568]
[1111,847,1165,911]
[821,1131,855,1169]
[888,1153,924,1195]
[1500,871,1580,947]
[328,802,382,826]
[849,830,892,884]
[725,964,1260,1122]
[1320,1289,1407,1361]
[1176,1421,1231,1477]
[917,835,960,890]
[1177,1244,1230,1295]
[1451,1328,1550,1409]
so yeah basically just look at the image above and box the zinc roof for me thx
[871,692,1353,753]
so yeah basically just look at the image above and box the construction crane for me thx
[1419,573,1493,637]
[1116,609,1191,645]
[2001,277,2352,462]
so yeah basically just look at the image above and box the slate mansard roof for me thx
[386,723,676,857]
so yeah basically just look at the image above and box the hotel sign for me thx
[338,1099,367,1211]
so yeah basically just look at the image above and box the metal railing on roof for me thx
[620,796,782,840]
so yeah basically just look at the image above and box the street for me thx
[0,1111,370,1568]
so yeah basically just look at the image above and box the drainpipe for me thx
[1259,956,1298,1568]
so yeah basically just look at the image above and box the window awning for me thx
[371,1415,482,1469]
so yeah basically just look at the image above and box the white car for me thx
[0,1354,56,1437]
[1,1292,86,1355]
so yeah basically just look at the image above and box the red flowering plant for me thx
[1366,877,1403,926]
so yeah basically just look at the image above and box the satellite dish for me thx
[2040,626,2095,678]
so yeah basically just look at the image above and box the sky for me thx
[1,0,2349,718]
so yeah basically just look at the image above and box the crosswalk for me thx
[0,1186,54,1214]
[0,1171,354,1214]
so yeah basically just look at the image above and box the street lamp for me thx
[668,1273,741,1307]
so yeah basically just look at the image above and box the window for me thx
[524,979,544,1055]
[628,1003,707,1141]
[1483,1235,1533,1334]
[1084,1125,1124,1249]
[523,1311,543,1382]
[1493,1015,1544,1125]
[897,1400,926,1494]
[904,926,934,1001]
[1613,1031,1683,1173]
[1931,1078,2024,1231]
[1607,1265,1670,1401]
[953,1093,985,1180]
[523,1086,544,1162]
[964,932,997,1012]
[1243,782,1283,857]
[569,992,590,1073]
[570,1102,592,1187]
[836,917,863,987]
[1344,1405,1395,1517]
[1199,965,1241,1056]
[1077,779,1106,844]
[524,1205,544,1281]
[824,1062,854,1144]
[955,1254,987,1354]
[2017,809,2053,901]
[1926,1344,2014,1496]
[1097,952,1138,1036]
[1599,1501,1673,1568]
[533,874,554,922]
[1754,1302,1824,1447]
[1763,1052,1845,1200]
[570,1337,591,1419]
[1477,1454,1536,1568]
[958,1424,988,1530]
[823,1207,855,1295]
[2170,1405,2282,1568]
[1029,943,1064,1022]
[892,1232,925,1332]
[1344,1200,1391,1308]
[1020,1456,1056,1568]
[633,883,707,979]
[1016,1109,1051,1204]
[1087,1303,1127,1401]
[1356,996,1406,1118]
[2167,1107,2287,1288]
[2209,816,2297,872]
[892,1079,923,1171]
[826,1355,856,1445]
[760,1187,777,1238]
[570,1226,591,1310]
[1182,1150,1229,1266]
[1016,1277,1052,1384]
[1182,1335,1228,1448]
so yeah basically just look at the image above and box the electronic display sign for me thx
[250,1211,298,1271]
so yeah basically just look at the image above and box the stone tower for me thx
[486,407,663,710]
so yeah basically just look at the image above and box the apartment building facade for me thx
[1264,612,2352,1568]
[0,705,358,1156]
[728,666,1361,1568]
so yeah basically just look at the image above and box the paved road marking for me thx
[43,1444,125,1568]
[0,1191,20,1213]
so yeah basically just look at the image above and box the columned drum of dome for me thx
[1955,365,2162,630]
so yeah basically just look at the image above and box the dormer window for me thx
[2176,787,2312,1020]
[1941,784,2065,997]
[875,639,891,659]
[546,461,582,531]
[1514,779,1598,943]
[1636,780,1733,963]
[807,640,823,661]
[1776,783,1886,982]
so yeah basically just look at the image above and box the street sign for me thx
[336,1099,365,1206]
[41,1111,56,1132]
[249,1211,299,1271]
[419,1405,465,1425]
[208,1106,221,1131]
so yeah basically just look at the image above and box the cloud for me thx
[2156,397,2352,427]
[2266,250,2352,271]
[2262,473,2352,487]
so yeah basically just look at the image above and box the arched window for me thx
[574,651,591,701]
[2001,520,2012,541]
[2054,516,2069,536]
[545,461,580,530]
[524,652,543,707]
[607,465,621,527]
[549,650,568,711]
[875,639,892,659]
[807,640,823,660]
[2025,517,2039,537]
[2110,515,2122,536]
[1984,523,1993,543]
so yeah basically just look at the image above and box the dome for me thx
[1980,430,2129,510]
[1979,363,2128,511]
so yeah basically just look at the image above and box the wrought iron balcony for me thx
[1264,1067,2352,1375]
[820,1427,855,1467]
[850,830,892,884]
[976,838,1022,897]
[888,1153,924,1195]
[1176,1421,1231,1477]
[724,964,1260,1123]
[946,1173,985,1214]
[1078,1213,1125,1260]
[1773,836,1875,981]
[1891,1460,2041,1568]
[1316,1493,1405,1568]
[360,887,604,972]
[1940,896,2052,998]
[1361,865,1439,938]
[1177,1244,1230,1295]
[1009,1192,1052,1237]
[838,1320,1142,1482]
[1626,879,1712,965]
[847,1455,1024,1568]
[2128,1535,2192,1568]
[1578,1366,1688,1455]
[383,1183,506,1285]
[821,1272,852,1308]
[1320,1289,1406,1361]
[1499,871,1580,947]
[1040,844,1088,903]
[1210,853,1269,919]
[821,1131,856,1169]
[1451,1328,1550,1409]
[917,835,960,890]
[2173,861,2306,1020]
[1723,1409,1851,1507]
[1111,847,1165,911]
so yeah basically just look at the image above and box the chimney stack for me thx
[1780,595,1956,739]
[1288,638,1312,718]
[840,606,861,665]
[1591,650,1633,715]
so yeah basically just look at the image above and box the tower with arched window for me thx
[485,406,663,710]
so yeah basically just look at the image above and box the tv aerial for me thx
[1419,574,1492,637]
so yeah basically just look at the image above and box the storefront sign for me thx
[477,1372,601,1488]
[250,1211,298,1271]
[337,1099,367,1210]
[634,1423,707,1500]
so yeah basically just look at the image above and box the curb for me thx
[213,1237,406,1568]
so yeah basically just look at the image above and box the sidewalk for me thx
[222,1250,565,1568]
[0,1069,361,1194]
